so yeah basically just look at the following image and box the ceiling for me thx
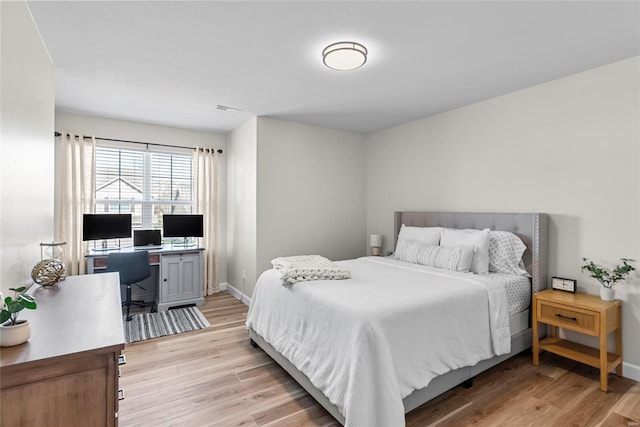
[28,1,640,135]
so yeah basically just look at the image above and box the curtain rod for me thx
[54,131,223,154]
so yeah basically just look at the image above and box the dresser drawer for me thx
[537,301,599,335]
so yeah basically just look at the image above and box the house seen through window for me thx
[94,145,194,246]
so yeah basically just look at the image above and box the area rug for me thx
[124,307,211,344]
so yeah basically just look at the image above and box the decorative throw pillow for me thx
[489,231,529,276]
[395,240,474,272]
[394,225,441,259]
[394,238,417,262]
[440,228,490,274]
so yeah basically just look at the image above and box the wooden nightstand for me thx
[532,289,622,392]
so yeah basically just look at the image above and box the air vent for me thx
[216,105,242,113]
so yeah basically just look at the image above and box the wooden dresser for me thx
[1,273,125,426]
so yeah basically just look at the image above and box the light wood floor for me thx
[119,292,640,427]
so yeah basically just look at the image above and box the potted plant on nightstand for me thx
[0,287,37,347]
[581,257,635,301]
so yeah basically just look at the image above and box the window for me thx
[94,145,194,245]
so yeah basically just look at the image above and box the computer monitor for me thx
[162,214,203,246]
[82,214,132,249]
[133,229,162,247]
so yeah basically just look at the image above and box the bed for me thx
[247,212,548,426]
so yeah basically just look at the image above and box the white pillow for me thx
[489,230,529,276]
[395,240,474,272]
[397,225,441,245]
[394,225,441,259]
[440,228,490,274]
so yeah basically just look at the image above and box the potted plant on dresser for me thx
[581,257,636,301]
[0,287,37,347]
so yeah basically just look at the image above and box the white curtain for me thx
[54,132,95,275]
[193,147,220,295]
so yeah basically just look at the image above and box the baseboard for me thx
[219,282,251,306]
[623,361,640,382]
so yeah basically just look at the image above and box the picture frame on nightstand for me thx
[551,276,576,293]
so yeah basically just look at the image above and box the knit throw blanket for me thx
[271,255,351,285]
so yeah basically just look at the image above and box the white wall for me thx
[256,118,367,288]
[225,117,366,298]
[366,56,640,375]
[226,117,258,297]
[0,2,55,295]
[55,111,228,283]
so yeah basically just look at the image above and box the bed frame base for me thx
[248,327,532,425]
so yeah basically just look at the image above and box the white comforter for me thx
[246,257,511,427]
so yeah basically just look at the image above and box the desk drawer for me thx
[91,254,160,269]
[538,301,599,335]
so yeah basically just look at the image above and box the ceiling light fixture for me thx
[322,41,367,71]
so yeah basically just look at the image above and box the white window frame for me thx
[93,142,194,234]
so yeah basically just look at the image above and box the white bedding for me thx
[481,272,531,315]
[246,256,511,427]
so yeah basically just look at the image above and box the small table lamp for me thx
[370,234,382,256]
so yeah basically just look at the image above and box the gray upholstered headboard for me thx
[394,212,548,293]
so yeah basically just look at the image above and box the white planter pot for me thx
[0,319,31,347]
[600,287,615,302]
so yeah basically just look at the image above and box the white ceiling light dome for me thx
[322,41,367,71]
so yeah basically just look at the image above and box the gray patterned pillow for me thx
[395,240,474,272]
[489,231,529,275]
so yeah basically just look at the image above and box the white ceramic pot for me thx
[600,287,615,302]
[0,319,31,347]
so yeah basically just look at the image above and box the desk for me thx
[86,246,205,311]
[1,273,124,426]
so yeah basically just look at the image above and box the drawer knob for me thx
[556,313,577,321]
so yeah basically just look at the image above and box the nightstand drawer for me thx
[537,301,599,335]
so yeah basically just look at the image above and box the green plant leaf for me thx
[6,300,24,313]
[21,299,36,310]
[582,257,635,286]
[0,310,10,324]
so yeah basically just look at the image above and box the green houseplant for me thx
[581,258,635,301]
[0,287,37,347]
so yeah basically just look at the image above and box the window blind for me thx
[94,145,194,246]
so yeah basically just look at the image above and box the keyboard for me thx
[133,245,164,251]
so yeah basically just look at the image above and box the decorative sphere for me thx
[31,259,67,286]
